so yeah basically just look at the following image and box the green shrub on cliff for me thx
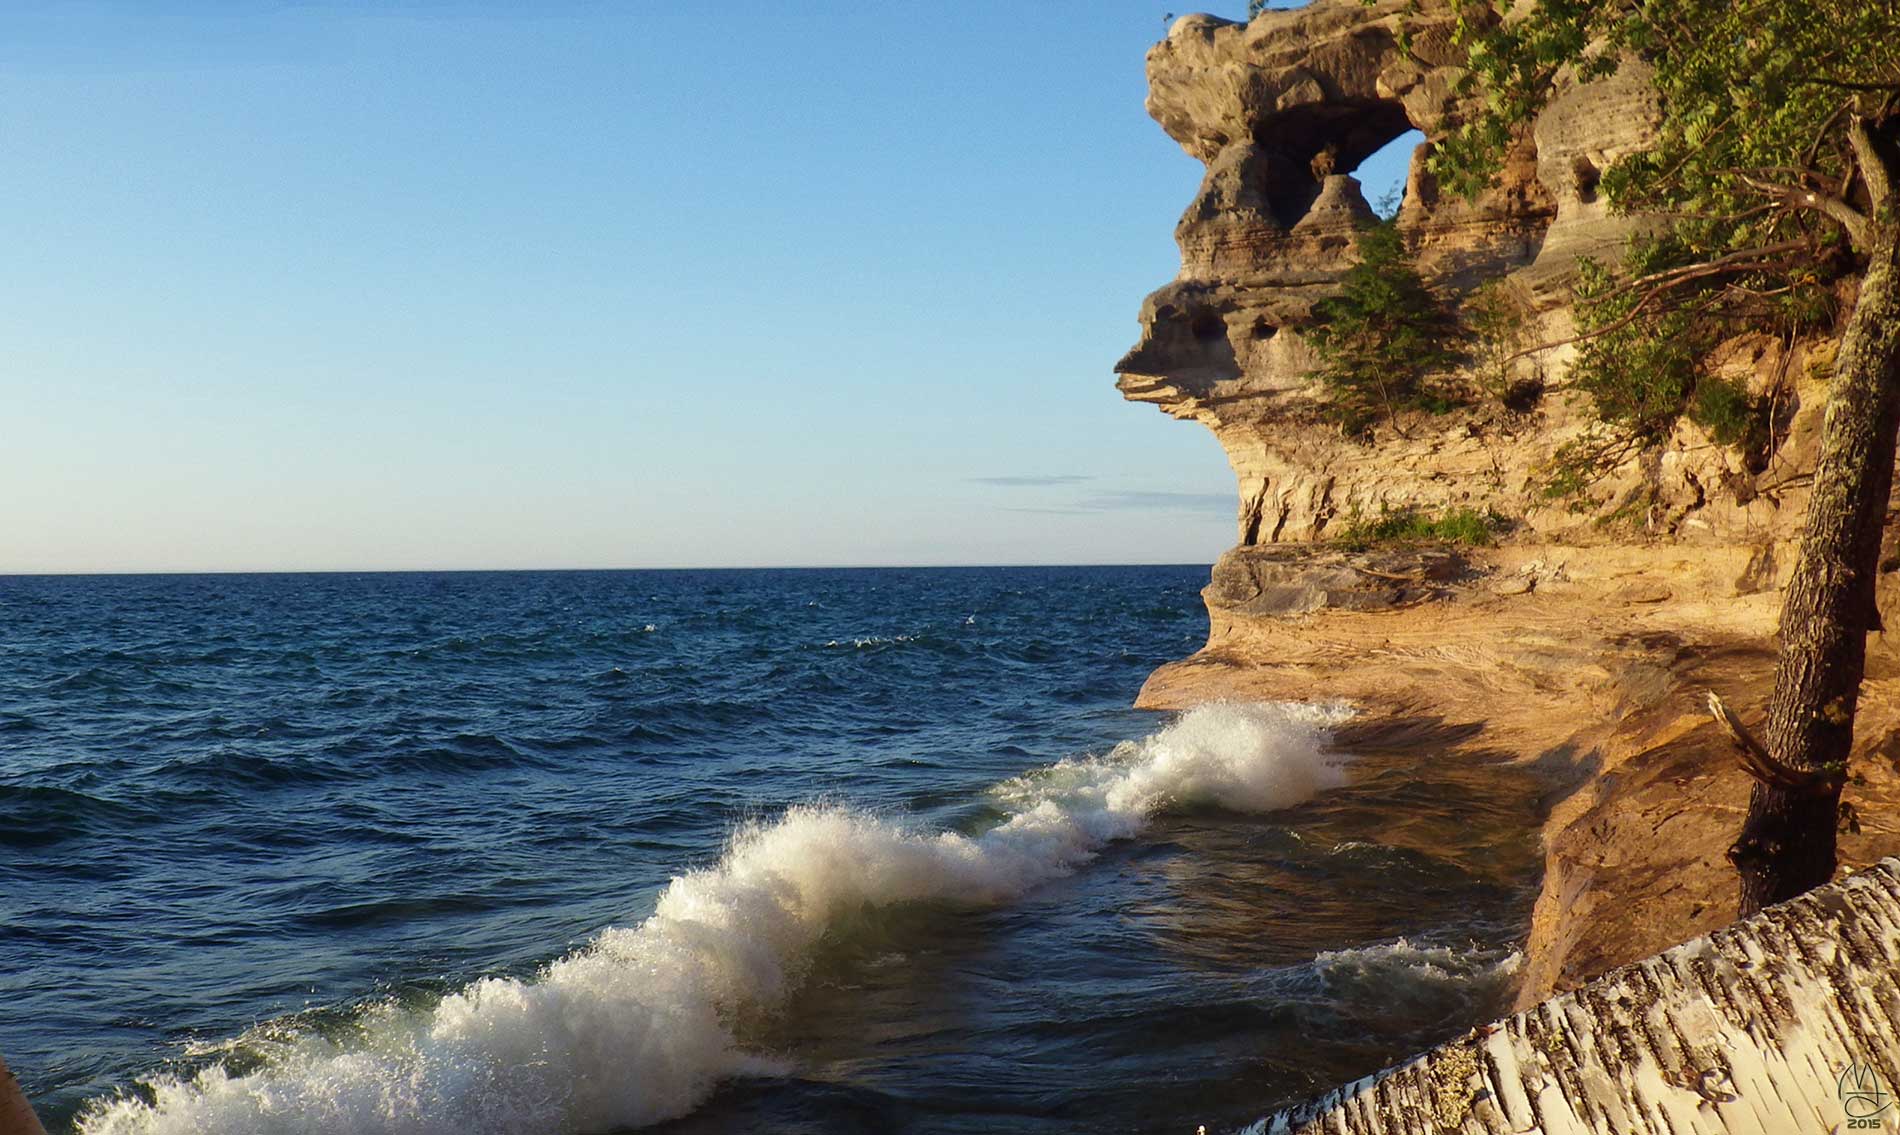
[1304,220,1462,437]
[1332,505,1506,551]
[1565,251,1707,443]
[1537,233,1820,501]
[1461,279,1544,411]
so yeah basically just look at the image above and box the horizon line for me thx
[0,560,1216,579]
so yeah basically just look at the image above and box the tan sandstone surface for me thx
[1119,1,1900,1009]
[1134,545,1900,1008]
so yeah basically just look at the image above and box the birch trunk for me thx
[1258,857,1900,1135]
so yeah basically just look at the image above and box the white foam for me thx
[79,701,1351,1135]
[1226,938,1523,1135]
[821,633,917,648]
[1312,936,1522,990]
[1314,939,1520,981]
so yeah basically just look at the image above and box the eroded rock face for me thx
[1118,3,1540,404]
[1134,5,1552,292]
[1114,2,1809,564]
[1206,543,1474,617]
[1113,4,1900,1048]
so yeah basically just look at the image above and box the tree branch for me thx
[1497,244,1807,365]
[1849,114,1895,218]
[1736,173,1870,248]
[1802,103,1851,171]
[1707,692,1844,794]
[1502,293,1730,364]
[1618,239,1810,294]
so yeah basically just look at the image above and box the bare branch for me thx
[1498,294,1663,363]
[1735,173,1870,247]
[1491,238,1811,366]
[1850,114,1895,217]
[1502,294,1735,364]
[1618,239,1810,293]
[1802,102,1852,170]
[1707,691,1844,794]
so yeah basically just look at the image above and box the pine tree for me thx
[1305,220,1460,436]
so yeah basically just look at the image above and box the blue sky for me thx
[1,1,1412,572]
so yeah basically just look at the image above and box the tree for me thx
[1439,0,1900,915]
[1304,219,1462,436]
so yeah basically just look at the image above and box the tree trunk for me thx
[1733,211,1900,915]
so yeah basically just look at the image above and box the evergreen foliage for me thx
[1304,220,1461,436]
[1460,279,1543,410]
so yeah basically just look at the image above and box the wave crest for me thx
[79,701,1350,1135]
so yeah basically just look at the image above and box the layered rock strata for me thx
[1119,0,1900,1012]
[1118,3,1814,554]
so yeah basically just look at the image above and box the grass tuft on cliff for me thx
[1333,506,1507,552]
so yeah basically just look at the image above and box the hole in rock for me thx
[1355,128,1425,217]
[1190,310,1228,341]
[1572,155,1601,204]
[1253,104,1419,227]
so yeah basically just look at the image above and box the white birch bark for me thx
[1254,857,1900,1134]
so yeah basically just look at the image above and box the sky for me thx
[0,1,1416,572]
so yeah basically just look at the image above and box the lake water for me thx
[1,567,1540,1134]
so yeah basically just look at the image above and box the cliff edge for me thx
[1119,2,1900,1010]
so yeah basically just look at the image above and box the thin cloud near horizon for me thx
[969,475,1096,487]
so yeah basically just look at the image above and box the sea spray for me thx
[79,701,1352,1135]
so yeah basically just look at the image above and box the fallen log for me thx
[1252,857,1900,1134]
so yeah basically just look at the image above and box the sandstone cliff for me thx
[1119,1,1900,1011]
[1119,2,1833,559]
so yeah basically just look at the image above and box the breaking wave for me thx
[78,701,1352,1135]
[1313,936,1522,993]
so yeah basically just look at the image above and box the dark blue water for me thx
[1,567,1540,1134]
